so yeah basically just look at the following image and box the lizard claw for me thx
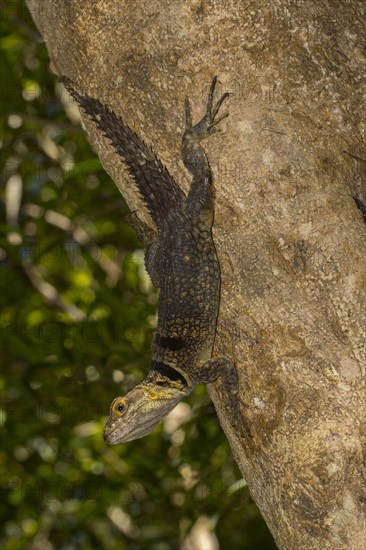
[184,76,230,140]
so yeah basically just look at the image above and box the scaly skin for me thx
[61,76,238,444]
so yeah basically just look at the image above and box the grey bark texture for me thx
[26,1,366,548]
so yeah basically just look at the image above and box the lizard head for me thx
[103,382,190,444]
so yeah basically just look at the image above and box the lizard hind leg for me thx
[125,211,161,287]
[144,239,161,287]
[182,77,230,219]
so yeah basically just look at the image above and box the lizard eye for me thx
[113,398,127,415]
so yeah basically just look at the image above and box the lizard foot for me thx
[184,76,230,141]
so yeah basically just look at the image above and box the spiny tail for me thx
[61,76,185,229]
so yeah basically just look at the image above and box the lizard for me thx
[61,75,239,444]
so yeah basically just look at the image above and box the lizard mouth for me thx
[103,416,162,445]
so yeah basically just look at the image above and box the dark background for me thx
[0,1,276,548]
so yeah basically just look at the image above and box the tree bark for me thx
[26,1,366,548]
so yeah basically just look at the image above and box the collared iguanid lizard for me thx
[61,75,239,443]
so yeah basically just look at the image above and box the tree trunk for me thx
[26,1,366,548]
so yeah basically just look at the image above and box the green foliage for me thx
[0,2,276,548]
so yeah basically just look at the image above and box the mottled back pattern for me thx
[61,76,238,444]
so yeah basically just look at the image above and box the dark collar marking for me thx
[151,360,188,387]
[155,333,186,351]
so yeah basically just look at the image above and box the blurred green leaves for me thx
[0,1,276,549]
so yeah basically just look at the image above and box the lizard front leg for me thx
[192,356,240,431]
